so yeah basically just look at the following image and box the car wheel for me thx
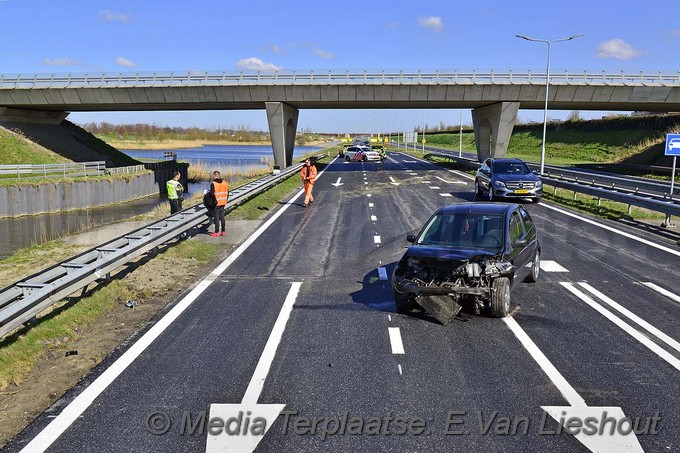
[532,197,541,203]
[490,277,511,317]
[394,292,418,313]
[345,156,351,162]
[487,185,494,201]
[525,250,540,283]
[475,180,482,196]
[363,156,368,162]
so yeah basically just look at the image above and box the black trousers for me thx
[170,199,182,214]
[213,205,226,233]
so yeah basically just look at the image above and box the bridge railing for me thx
[0,161,107,179]
[1,70,680,89]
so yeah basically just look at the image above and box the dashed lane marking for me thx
[388,327,405,354]
[540,260,569,272]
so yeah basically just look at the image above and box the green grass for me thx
[0,129,71,165]
[0,280,134,389]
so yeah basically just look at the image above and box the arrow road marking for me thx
[207,282,302,453]
[331,177,343,187]
[504,316,644,452]
[389,177,401,186]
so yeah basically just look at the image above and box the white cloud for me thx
[418,16,443,33]
[596,39,643,59]
[268,45,285,55]
[99,10,132,22]
[387,21,398,29]
[672,30,680,38]
[313,49,333,59]
[235,57,282,72]
[43,58,79,66]
[116,57,136,67]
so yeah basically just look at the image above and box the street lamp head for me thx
[516,34,530,40]
[566,33,585,40]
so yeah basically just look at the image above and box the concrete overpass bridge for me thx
[1,70,680,167]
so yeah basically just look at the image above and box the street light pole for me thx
[516,33,584,175]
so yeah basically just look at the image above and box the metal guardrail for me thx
[1,69,680,89]
[106,164,147,175]
[0,161,107,179]
[0,155,325,340]
[422,151,680,217]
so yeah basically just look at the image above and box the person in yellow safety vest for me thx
[300,158,317,207]
[209,170,229,237]
[166,171,184,214]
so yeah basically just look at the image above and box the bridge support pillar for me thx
[471,102,519,161]
[0,107,68,124]
[265,102,299,168]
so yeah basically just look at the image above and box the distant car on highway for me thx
[475,158,543,203]
[392,202,540,324]
[669,138,680,150]
[344,146,380,162]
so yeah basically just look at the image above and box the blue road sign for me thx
[665,133,680,156]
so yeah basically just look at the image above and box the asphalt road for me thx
[5,152,680,453]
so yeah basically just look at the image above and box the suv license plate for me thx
[515,189,529,194]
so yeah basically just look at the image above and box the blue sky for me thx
[2,0,679,133]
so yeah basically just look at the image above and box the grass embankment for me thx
[0,149,331,390]
[0,128,71,165]
[422,114,680,168]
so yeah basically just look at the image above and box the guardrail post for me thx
[627,204,633,214]
[597,197,601,206]
[573,191,577,200]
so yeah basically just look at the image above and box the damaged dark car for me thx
[392,202,540,325]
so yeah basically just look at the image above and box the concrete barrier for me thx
[0,172,160,218]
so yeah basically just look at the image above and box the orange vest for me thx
[300,165,317,183]
[213,180,229,206]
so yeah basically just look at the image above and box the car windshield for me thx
[416,213,504,250]
[493,161,531,175]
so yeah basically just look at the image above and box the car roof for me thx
[436,202,517,216]
[487,158,526,164]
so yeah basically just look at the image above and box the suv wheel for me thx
[490,277,511,317]
[525,250,540,283]
[475,180,482,196]
[487,185,494,201]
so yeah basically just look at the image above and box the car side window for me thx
[509,212,525,243]
[518,206,535,235]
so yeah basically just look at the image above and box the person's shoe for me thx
[309,200,314,205]
[303,204,308,208]
[210,232,220,237]
[221,232,226,236]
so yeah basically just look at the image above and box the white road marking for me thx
[378,267,388,280]
[540,260,569,272]
[422,180,431,184]
[17,155,345,453]
[403,160,417,163]
[579,282,680,354]
[429,186,441,189]
[439,193,452,197]
[436,176,467,185]
[398,364,403,375]
[374,235,381,244]
[503,316,586,406]
[368,202,374,208]
[388,315,392,322]
[371,215,377,221]
[364,182,368,185]
[242,282,302,403]
[367,194,372,197]
[642,282,680,304]
[388,327,405,354]
[561,282,680,371]
[541,204,680,258]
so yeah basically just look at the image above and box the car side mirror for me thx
[513,238,527,248]
[406,234,416,243]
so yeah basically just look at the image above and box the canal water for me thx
[0,144,327,261]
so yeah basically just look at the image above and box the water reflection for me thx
[0,195,164,261]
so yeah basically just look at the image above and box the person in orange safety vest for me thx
[300,158,317,207]
[209,171,229,236]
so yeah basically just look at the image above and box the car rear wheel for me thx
[525,250,540,283]
[532,197,541,203]
[394,292,418,313]
[487,186,494,201]
[490,277,511,317]
[475,180,482,196]
[345,156,351,162]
